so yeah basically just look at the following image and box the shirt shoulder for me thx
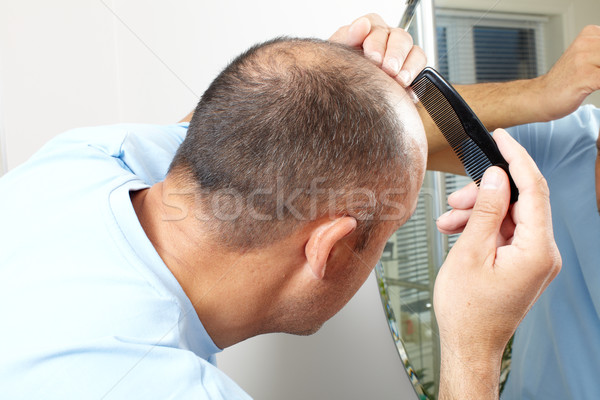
[33,122,188,184]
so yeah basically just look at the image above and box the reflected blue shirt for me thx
[503,105,600,400]
[0,123,251,399]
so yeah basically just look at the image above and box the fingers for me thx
[361,22,392,66]
[365,26,426,86]
[436,182,477,235]
[492,129,551,228]
[381,29,426,86]
[436,208,472,235]
[346,17,372,47]
[328,13,427,87]
[328,17,371,48]
[453,166,511,262]
[447,181,478,209]
[396,45,427,87]
[380,29,410,76]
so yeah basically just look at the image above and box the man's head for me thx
[170,37,424,249]
[163,37,426,339]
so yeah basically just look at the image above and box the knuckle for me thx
[412,45,425,56]
[550,244,562,272]
[534,173,550,199]
[410,46,427,65]
[582,24,600,35]
[391,27,413,44]
[472,198,501,219]
[533,241,562,277]
[370,22,390,35]
[553,249,562,274]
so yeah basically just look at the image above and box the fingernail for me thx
[397,70,411,86]
[366,51,382,64]
[481,168,502,190]
[385,58,400,75]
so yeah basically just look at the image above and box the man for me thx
[0,18,559,400]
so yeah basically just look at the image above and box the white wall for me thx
[1,0,598,171]
[0,0,405,170]
[0,84,6,175]
[0,1,121,170]
[0,1,419,399]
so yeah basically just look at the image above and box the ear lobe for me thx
[305,217,357,280]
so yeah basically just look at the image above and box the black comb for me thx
[411,67,518,203]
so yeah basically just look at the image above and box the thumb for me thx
[456,167,510,256]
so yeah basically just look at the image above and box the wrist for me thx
[495,76,550,128]
[456,77,550,131]
[439,343,502,400]
[522,75,554,123]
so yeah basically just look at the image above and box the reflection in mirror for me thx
[377,172,469,399]
[375,262,429,400]
[378,6,550,399]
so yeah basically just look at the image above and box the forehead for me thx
[382,75,428,171]
[381,76,426,143]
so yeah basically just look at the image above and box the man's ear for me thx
[304,216,357,280]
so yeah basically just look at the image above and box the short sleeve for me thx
[507,105,600,175]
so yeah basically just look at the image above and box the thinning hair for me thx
[169,37,411,250]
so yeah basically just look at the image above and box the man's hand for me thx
[434,129,561,399]
[537,25,600,121]
[329,14,426,87]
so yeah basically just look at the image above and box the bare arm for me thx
[427,25,600,173]
[179,110,194,123]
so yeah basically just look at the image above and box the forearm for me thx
[455,76,549,131]
[424,77,547,173]
[438,344,502,400]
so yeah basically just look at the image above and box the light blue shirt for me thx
[503,105,600,400]
[0,123,251,399]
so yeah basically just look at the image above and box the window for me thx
[436,10,547,84]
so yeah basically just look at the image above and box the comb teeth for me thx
[412,76,492,184]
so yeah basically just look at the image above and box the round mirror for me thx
[376,171,472,399]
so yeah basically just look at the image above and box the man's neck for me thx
[129,182,292,348]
